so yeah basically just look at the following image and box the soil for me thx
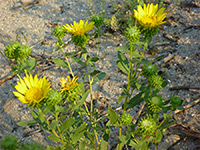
[0,0,199,149]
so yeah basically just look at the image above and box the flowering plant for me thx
[4,2,184,150]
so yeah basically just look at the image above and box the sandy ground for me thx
[0,0,199,149]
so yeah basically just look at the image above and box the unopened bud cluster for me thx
[4,41,31,60]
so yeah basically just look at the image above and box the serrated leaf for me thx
[53,58,68,68]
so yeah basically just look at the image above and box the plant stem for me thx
[77,110,98,150]
[60,45,74,77]
[55,113,65,146]
[83,53,100,147]
[155,110,173,150]
[118,124,122,150]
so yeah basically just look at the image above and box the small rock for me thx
[164,54,174,63]
[21,0,35,6]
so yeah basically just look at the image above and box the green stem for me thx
[78,108,98,150]
[118,124,122,150]
[127,125,138,144]
[155,110,173,150]
[55,113,65,146]
[131,43,146,80]
[59,45,74,77]
[83,53,100,147]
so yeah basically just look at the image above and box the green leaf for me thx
[162,80,168,88]
[65,50,81,57]
[48,134,61,142]
[80,81,85,95]
[72,90,89,111]
[100,129,110,150]
[79,142,86,150]
[89,57,99,62]
[118,95,124,103]
[52,58,68,68]
[72,122,87,144]
[21,58,36,72]
[129,139,137,147]
[60,118,75,133]
[90,70,100,77]
[93,72,106,84]
[155,129,163,144]
[45,145,55,150]
[116,43,129,51]
[127,92,145,109]
[17,120,37,127]
[116,60,129,74]
[152,55,166,63]
[119,135,126,144]
[108,107,117,124]
[132,51,141,58]
[118,51,129,63]
[30,110,39,119]
[38,109,47,123]
[49,120,59,130]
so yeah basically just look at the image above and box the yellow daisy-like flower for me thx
[134,3,167,29]
[63,20,95,36]
[13,72,51,106]
[59,76,79,93]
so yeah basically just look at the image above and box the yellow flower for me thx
[59,76,79,93]
[13,72,51,106]
[63,20,95,36]
[134,3,167,29]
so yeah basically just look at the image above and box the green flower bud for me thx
[0,135,19,150]
[120,113,132,125]
[53,25,67,38]
[138,24,159,39]
[146,95,163,113]
[148,75,163,89]
[71,34,90,48]
[45,90,63,106]
[142,63,158,78]
[4,41,21,59]
[91,14,104,28]
[17,44,31,59]
[169,96,183,109]
[63,85,81,102]
[4,41,31,60]
[125,26,141,42]
[138,115,157,136]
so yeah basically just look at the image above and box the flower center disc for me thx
[25,87,43,103]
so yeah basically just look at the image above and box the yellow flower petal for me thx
[134,3,167,29]
[13,73,51,107]
[64,20,94,36]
